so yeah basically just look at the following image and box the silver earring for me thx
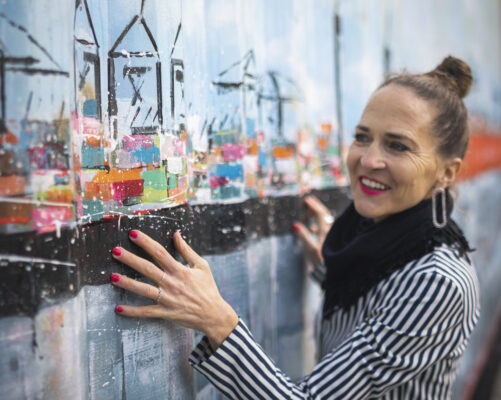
[432,187,447,228]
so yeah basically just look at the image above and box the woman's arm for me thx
[110,230,468,399]
[189,269,466,399]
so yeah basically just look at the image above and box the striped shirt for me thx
[189,244,480,399]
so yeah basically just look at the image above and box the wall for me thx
[0,0,500,399]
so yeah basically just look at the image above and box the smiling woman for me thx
[348,84,456,222]
[110,56,480,400]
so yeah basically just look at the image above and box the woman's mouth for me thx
[359,176,391,195]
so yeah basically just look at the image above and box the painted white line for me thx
[0,255,76,267]
[0,197,73,208]
[109,211,179,221]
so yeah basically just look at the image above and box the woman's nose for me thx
[360,144,386,169]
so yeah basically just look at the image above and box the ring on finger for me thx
[157,271,166,285]
[156,287,163,303]
[323,214,334,225]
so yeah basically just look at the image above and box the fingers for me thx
[305,195,332,219]
[293,222,318,251]
[305,196,334,232]
[173,232,210,270]
[112,246,165,283]
[128,230,180,273]
[110,272,163,302]
[309,224,319,234]
[115,304,167,319]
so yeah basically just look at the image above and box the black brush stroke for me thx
[130,106,141,127]
[170,59,183,121]
[140,18,159,56]
[142,106,153,125]
[109,15,140,55]
[156,61,163,126]
[24,91,33,121]
[75,38,95,46]
[84,52,102,121]
[5,67,69,77]
[0,187,351,318]
[169,23,182,59]
[83,0,100,48]
[0,12,65,72]
[1,56,39,65]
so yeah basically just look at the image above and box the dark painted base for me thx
[0,187,351,317]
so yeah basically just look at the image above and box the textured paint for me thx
[32,207,73,231]
[0,176,26,196]
[222,144,246,161]
[81,146,104,169]
[0,1,500,400]
[452,170,501,399]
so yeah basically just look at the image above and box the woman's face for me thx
[347,84,450,222]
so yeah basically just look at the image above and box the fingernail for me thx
[129,230,139,239]
[293,223,300,232]
[115,306,123,313]
[110,273,120,283]
[112,247,122,256]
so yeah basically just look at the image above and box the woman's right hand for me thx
[293,195,334,267]
[110,230,239,351]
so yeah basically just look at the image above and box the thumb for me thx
[293,222,318,252]
[173,232,210,271]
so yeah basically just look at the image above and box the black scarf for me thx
[321,191,473,317]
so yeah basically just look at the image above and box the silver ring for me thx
[157,271,166,285]
[323,214,334,225]
[156,287,162,303]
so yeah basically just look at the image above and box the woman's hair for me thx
[380,56,473,159]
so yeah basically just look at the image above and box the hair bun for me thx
[429,56,473,98]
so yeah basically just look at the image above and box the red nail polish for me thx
[129,230,138,239]
[110,273,120,283]
[112,247,122,256]
[293,223,300,232]
[115,306,123,313]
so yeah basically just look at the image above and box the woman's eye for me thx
[354,133,369,143]
[389,142,409,152]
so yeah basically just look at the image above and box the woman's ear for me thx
[439,157,463,187]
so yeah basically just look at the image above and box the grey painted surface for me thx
[193,235,305,398]
[0,234,307,399]
[453,170,501,399]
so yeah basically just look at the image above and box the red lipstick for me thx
[359,176,390,195]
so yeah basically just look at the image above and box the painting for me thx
[0,0,346,234]
[0,0,500,399]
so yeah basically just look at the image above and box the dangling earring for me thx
[432,187,447,228]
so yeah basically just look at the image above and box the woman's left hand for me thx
[294,195,334,267]
[110,230,239,350]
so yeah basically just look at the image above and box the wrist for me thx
[206,302,239,351]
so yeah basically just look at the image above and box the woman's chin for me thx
[353,200,388,222]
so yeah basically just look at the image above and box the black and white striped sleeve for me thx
[309,261,326,284]
[189,270,466,399]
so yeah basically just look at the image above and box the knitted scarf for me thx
[321,191,472,317]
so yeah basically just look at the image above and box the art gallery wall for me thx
[0,0,500,399]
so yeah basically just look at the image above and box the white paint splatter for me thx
[0,255,75,267]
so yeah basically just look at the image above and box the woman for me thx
[109,56,480,399]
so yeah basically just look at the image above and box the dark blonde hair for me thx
[380,56,473,159]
